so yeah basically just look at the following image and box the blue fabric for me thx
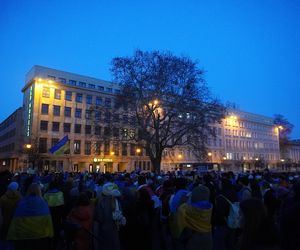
[14,196,50,217]
[189,200,213,209]
[170,189,188,213]
[49,135,68,154]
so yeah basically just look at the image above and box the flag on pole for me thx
[49,135,69,155]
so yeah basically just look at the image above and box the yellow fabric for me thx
[44,191,64,207]
[7,216,54,240]
[173,203,212,239]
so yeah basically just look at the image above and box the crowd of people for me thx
[0,168,299,250]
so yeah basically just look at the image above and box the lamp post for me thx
[24,144,32,170]
[136,148,141,171]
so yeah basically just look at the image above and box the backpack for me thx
[220,195,241,229]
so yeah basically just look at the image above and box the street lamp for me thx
[136,148,141,171]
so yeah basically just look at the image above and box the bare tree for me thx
[111,50,225,173]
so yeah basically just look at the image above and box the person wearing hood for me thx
[174,185,213,250]
[0,182,22,249]
[93,182,125,250]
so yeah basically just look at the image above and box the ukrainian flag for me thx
[49,135,69,155]
[7,196,54,240]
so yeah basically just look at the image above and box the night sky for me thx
[1,0,299,138]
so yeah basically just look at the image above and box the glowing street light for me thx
[207,152,212,157]
[25,144,32,149]
[110,151,115,156]
[136,148,141,154]
[178,154,183,159]
[281,159,285,162]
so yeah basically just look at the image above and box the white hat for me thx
[102,182,121,197]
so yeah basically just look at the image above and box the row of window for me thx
[40,104,133,124]
[0,113,17,132]
[0,128,16,142]
[0,143,15,153]
[226,152,279,161]
[225,119,274,132]
[39,120,135,137]
[42,87,114,107]
[39,138,144,157]
[225,139,279,151]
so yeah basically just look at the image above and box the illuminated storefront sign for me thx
[26,86,33,137]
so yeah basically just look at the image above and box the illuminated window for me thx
[74,140,81,154]
[41,104,49,114]
[42,87,50,98]
[85,110,91,119]
[54,89,61,99]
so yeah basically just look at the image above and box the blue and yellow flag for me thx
[49,135,69,155]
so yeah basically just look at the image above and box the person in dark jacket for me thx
[213,178,238,250]
[280,180,300,250]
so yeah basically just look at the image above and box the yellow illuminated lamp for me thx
[110,152,115,156]
[48,80,53,84]
[278,126,283,130]
[136,148,141,154]
[207,152,212,157]
[255,158,259,161]
[93,158,98,162]
[25,144,32,149]
[223,156,227,160]
[154,100,159,105]
[38,78,42,82]
[281,159,285,162]
[178,154,183,159]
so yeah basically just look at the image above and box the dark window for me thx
[85,125,91,135]
[75,108,82,118]
[85,110,91,119]
[41,104,49,114]
[105,98,111,108]
[53,105,61,116]
[40,121,48,131]
[113,143,119,156]
[122,143,127,156]
[39,138,47,153]
[95,126,101,135]
[106,87,112,93]
[113,127,119,137]
[130,143,136,156]
[74,140,81,154]
[104,127,111,137]
[122,115,128,124]
[65,91,72,101]
[64,140,70,154]
[96,97,102,105]
[88,84,95,89]
[47,75,55,80]
[95,111,101,121]
[69,80,76,85]
[42,87,50,98]
[52,122,60,132]
[51,138,59,147]
[76,93,83,103]
[98,86,104,91]
[64,123,71,133]
[64,107,71,117]
[95,141,101,155]
[58,78,66,84]
[113,114,120,123]
[54,89,61,99]
[79,82,86,87]
[74,124,81,134]
[86,95,92,104]
[104,141,110,155]
[104,112,111,123]
[85,141,91,155]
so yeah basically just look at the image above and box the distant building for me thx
[281,140,300,167]
[0,65,282,172]
[0,107,24,171]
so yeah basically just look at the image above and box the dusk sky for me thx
[1,0,299,138]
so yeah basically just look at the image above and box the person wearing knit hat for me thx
[7,182,19,191]
[174,185,213,250]
[0,181,22,243]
